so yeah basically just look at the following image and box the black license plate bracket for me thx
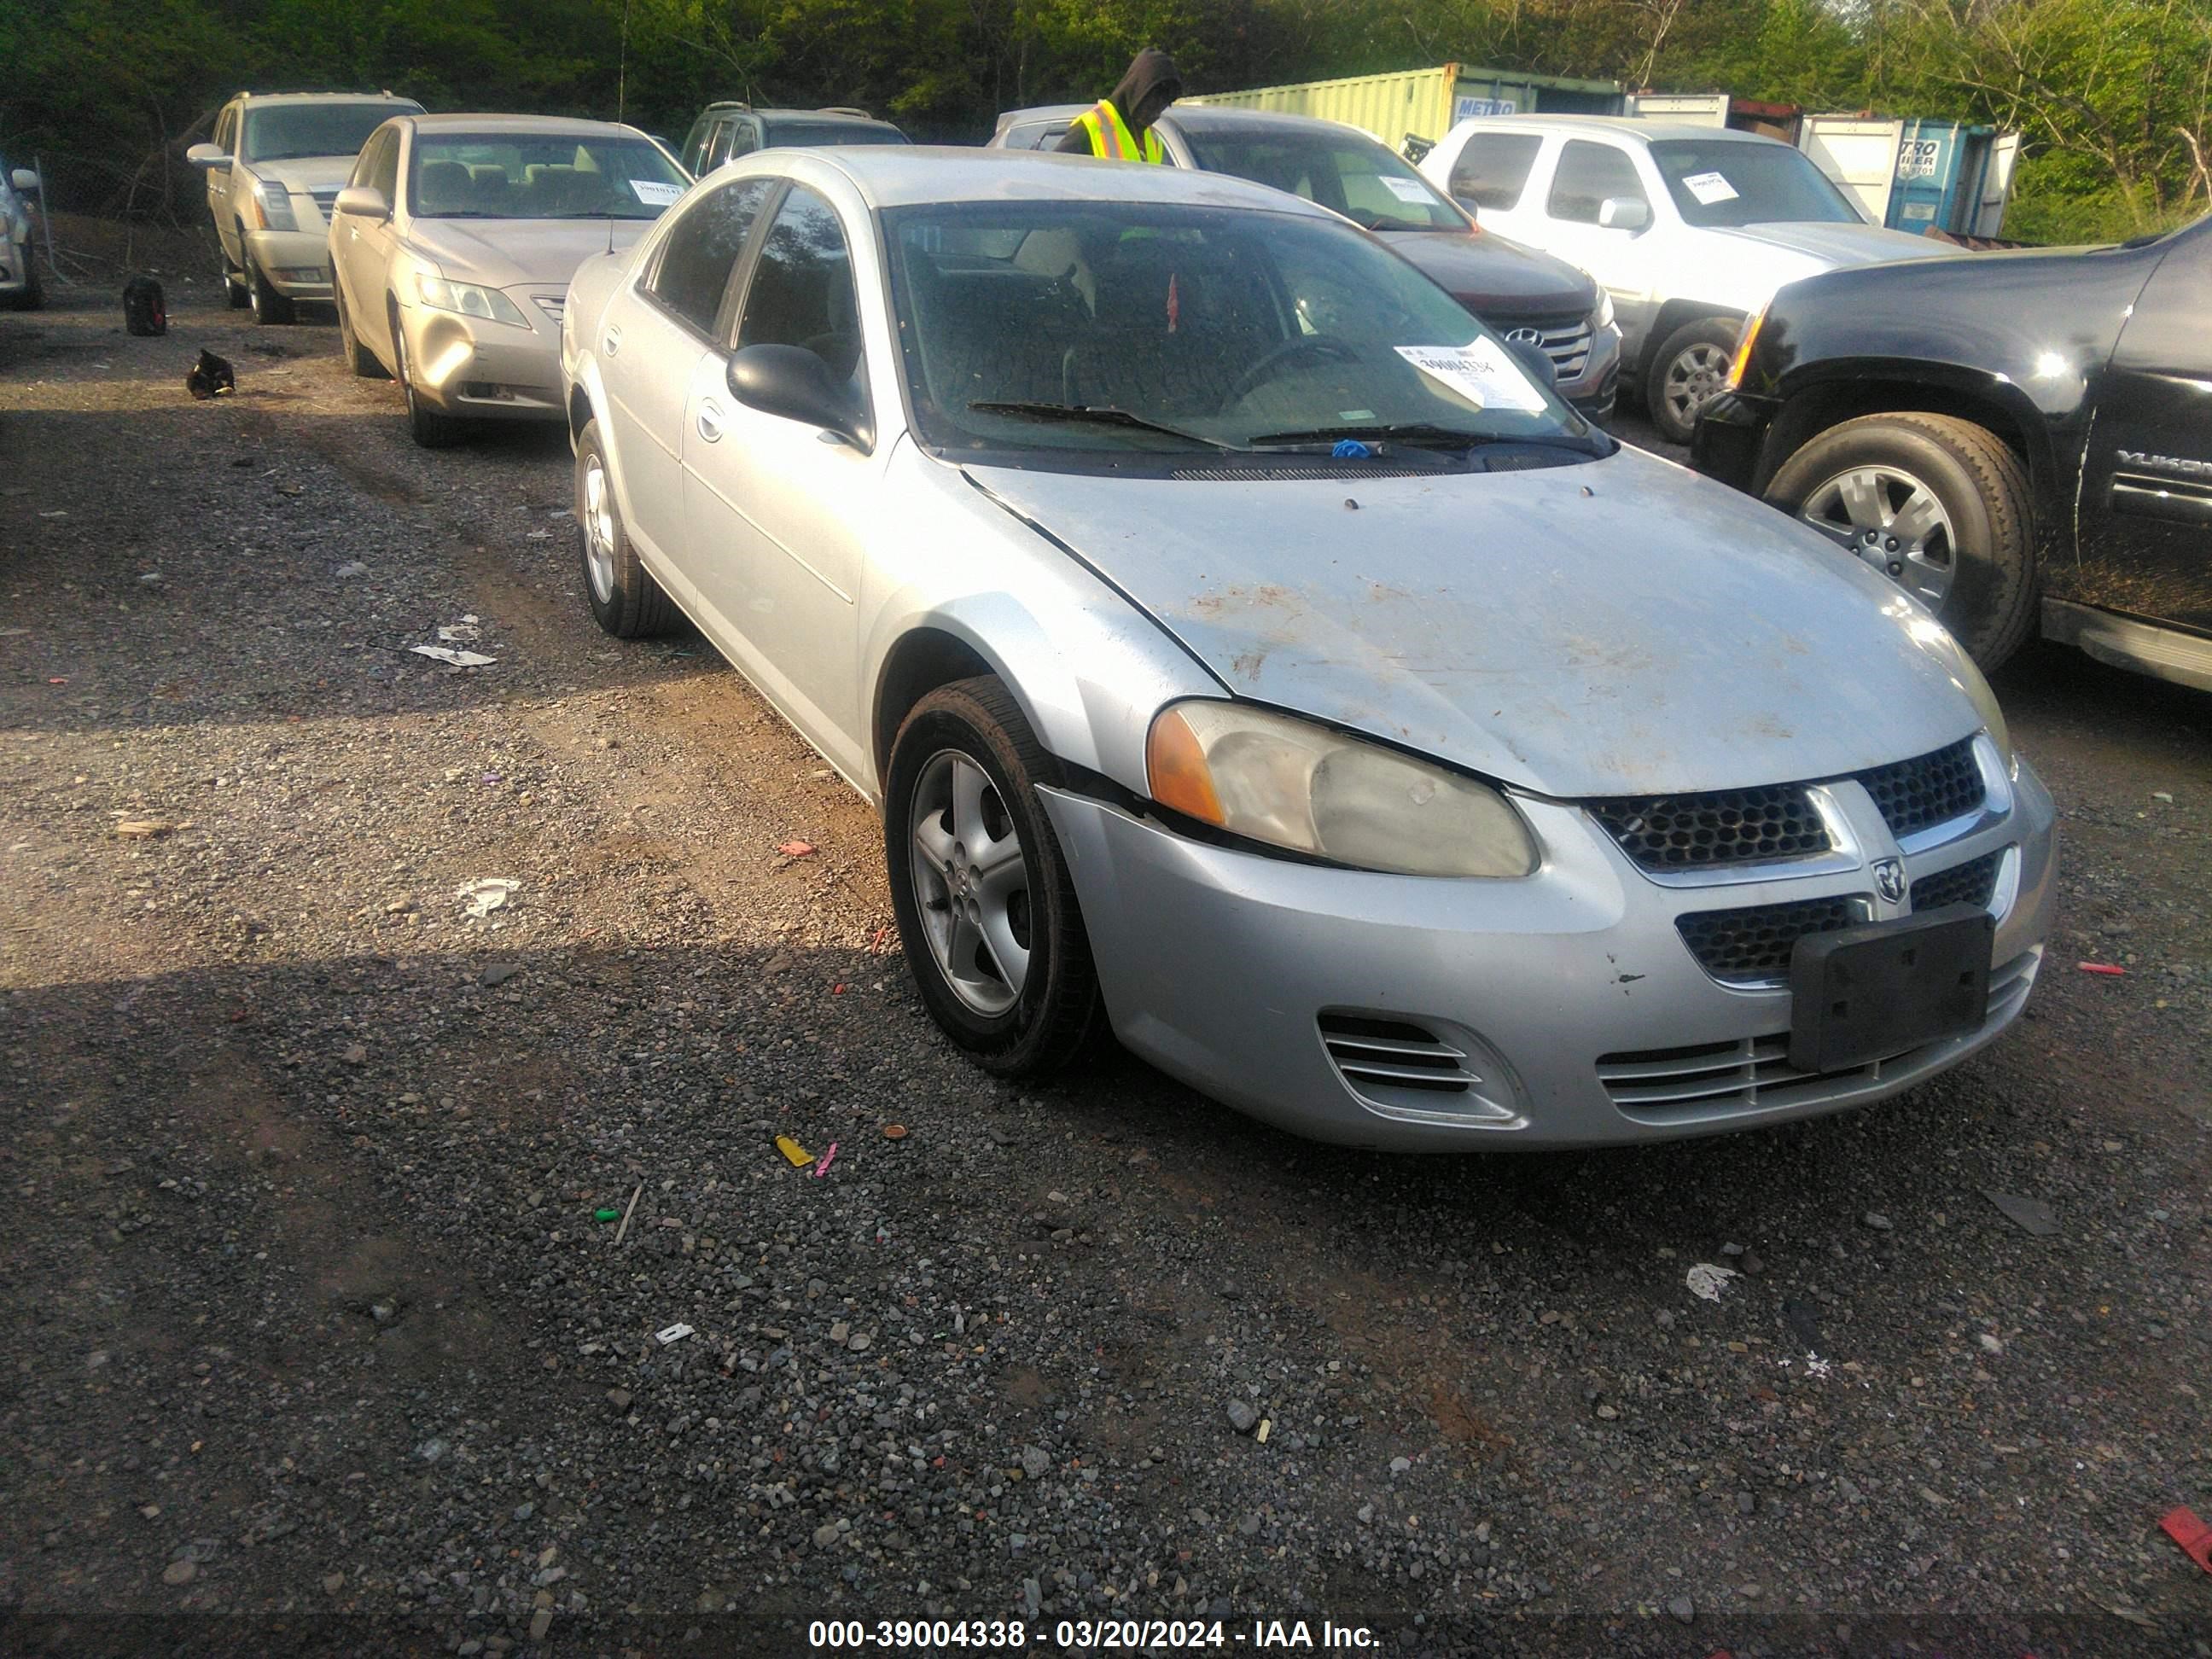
[1788,905,1994,1074]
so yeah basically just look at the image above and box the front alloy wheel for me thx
[1796,465,1956,608]
[908,750,1032,1016]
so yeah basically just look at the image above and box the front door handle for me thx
[696,399,725,443]
[603,324,621,356]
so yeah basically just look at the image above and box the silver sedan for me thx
[558,148,2055,1150]
[330,114,687,446]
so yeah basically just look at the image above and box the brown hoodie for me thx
[1057,48,1184,153]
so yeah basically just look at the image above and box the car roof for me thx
[406,114,655,139]
[698,103,899,127]
[764,145,1344,217]
[231,91,422,107]
[1464,114,1786,146]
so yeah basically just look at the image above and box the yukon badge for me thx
[2117,449,2212,478]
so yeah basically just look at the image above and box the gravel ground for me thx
[2,277,2209,1659]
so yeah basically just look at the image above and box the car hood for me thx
[1379,229,1596,317]
[405,218,654,290]
[250,155,361,193]
[966,447,1979,797]
[1714,220,1959,268]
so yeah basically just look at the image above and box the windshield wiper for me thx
[1246,422,1501,452]
[967,401,1243,451]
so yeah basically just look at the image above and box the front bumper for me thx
[1690,388,1780,492]
[397,286,568,422]
[243,228,335,299]
[1041,754,2056,1150]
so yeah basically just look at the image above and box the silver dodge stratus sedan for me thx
[559,148,2055,1150]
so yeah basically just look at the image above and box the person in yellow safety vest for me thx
[1057,48,1183,163]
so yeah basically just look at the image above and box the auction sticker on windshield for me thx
[629,178,683,206]
[1395,344,1547,413]
[1380,176,1433,204]
[1681,170,1740,206]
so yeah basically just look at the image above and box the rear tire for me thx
[1644,315,1742,445]
[391,304,465,449]
[885,677,1102,1078]
[247,258,295,325]
[574,419,678,638]
[1765,411,2038,671]
[335,289,388,378]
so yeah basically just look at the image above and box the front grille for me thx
[1589,783,1832,871]
[1676,893,1863,983]
[306,187,341,224]
[1911,848,2003,912]
[1597,949,2040,1123]
[1487,310,1593,381]
[1855,736,1984,839]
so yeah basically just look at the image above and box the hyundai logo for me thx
[1504,327,1544,346]
[1872,857,1906,905]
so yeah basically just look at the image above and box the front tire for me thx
[885,677,1102,1078]
[247,258,296,325]
[1644,316,1742,445]
[1765,412,2037,670]
[390,305,464,449]
[573,419,677,637]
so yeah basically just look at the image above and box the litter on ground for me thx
[456,877,518,918]
[812,1142,839,1178]
[775,1135,814,1167]
[1982,1190,2060,1236]
[1685,1263,1739,1301]
[114,819,173,839]
[777,841,817,859]
[410,645,496,668]
[437,623,480,643]
[655,1323,694,1347]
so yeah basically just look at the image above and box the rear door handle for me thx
[696,399,724,443]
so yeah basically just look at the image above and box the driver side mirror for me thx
[184,143,230,171]
[333,185,390,221]
[1503,335,1558,392]
[1598,195,1650,233]
[10,167,39,195]
[727,343,873,450]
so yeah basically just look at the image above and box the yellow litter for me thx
[1256,1419,1272,1444]
[775,1135,814,1167]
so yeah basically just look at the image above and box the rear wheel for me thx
[335,289,387,378]
[1644,315,1741,445]
[247,258,295,325]
[885,677,1102,1078]
[1764,411,2038,670]
[574,419,678,637]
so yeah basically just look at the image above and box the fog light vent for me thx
[1317,1012,1525,1126]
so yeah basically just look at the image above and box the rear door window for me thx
[1448,131,1543,210]
[1547,140,1648,224]
[649,176,774,335]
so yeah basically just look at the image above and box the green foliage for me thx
[2,0,2205,235]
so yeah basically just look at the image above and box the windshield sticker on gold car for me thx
[628,178,683,206]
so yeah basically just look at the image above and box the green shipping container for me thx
[1183,63,1624,148]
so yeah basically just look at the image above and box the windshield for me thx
[885,201,1589,458]
[1178,125,1466,234]
[242,102,414,163]
[408,135,688,219]
[1648,140,1862,227]
[765,120,908,148]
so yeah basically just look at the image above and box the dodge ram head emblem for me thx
[1873,857,1907,905]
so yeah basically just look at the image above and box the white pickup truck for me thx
[1418,116,1957,442]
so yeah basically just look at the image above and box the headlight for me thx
[1726,304,1767,389]
[1906,615,2014,774]
[1592,289,1615,331]
[416,273,531,329]
[249,176,298,232]
[1146,701,1539,877]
